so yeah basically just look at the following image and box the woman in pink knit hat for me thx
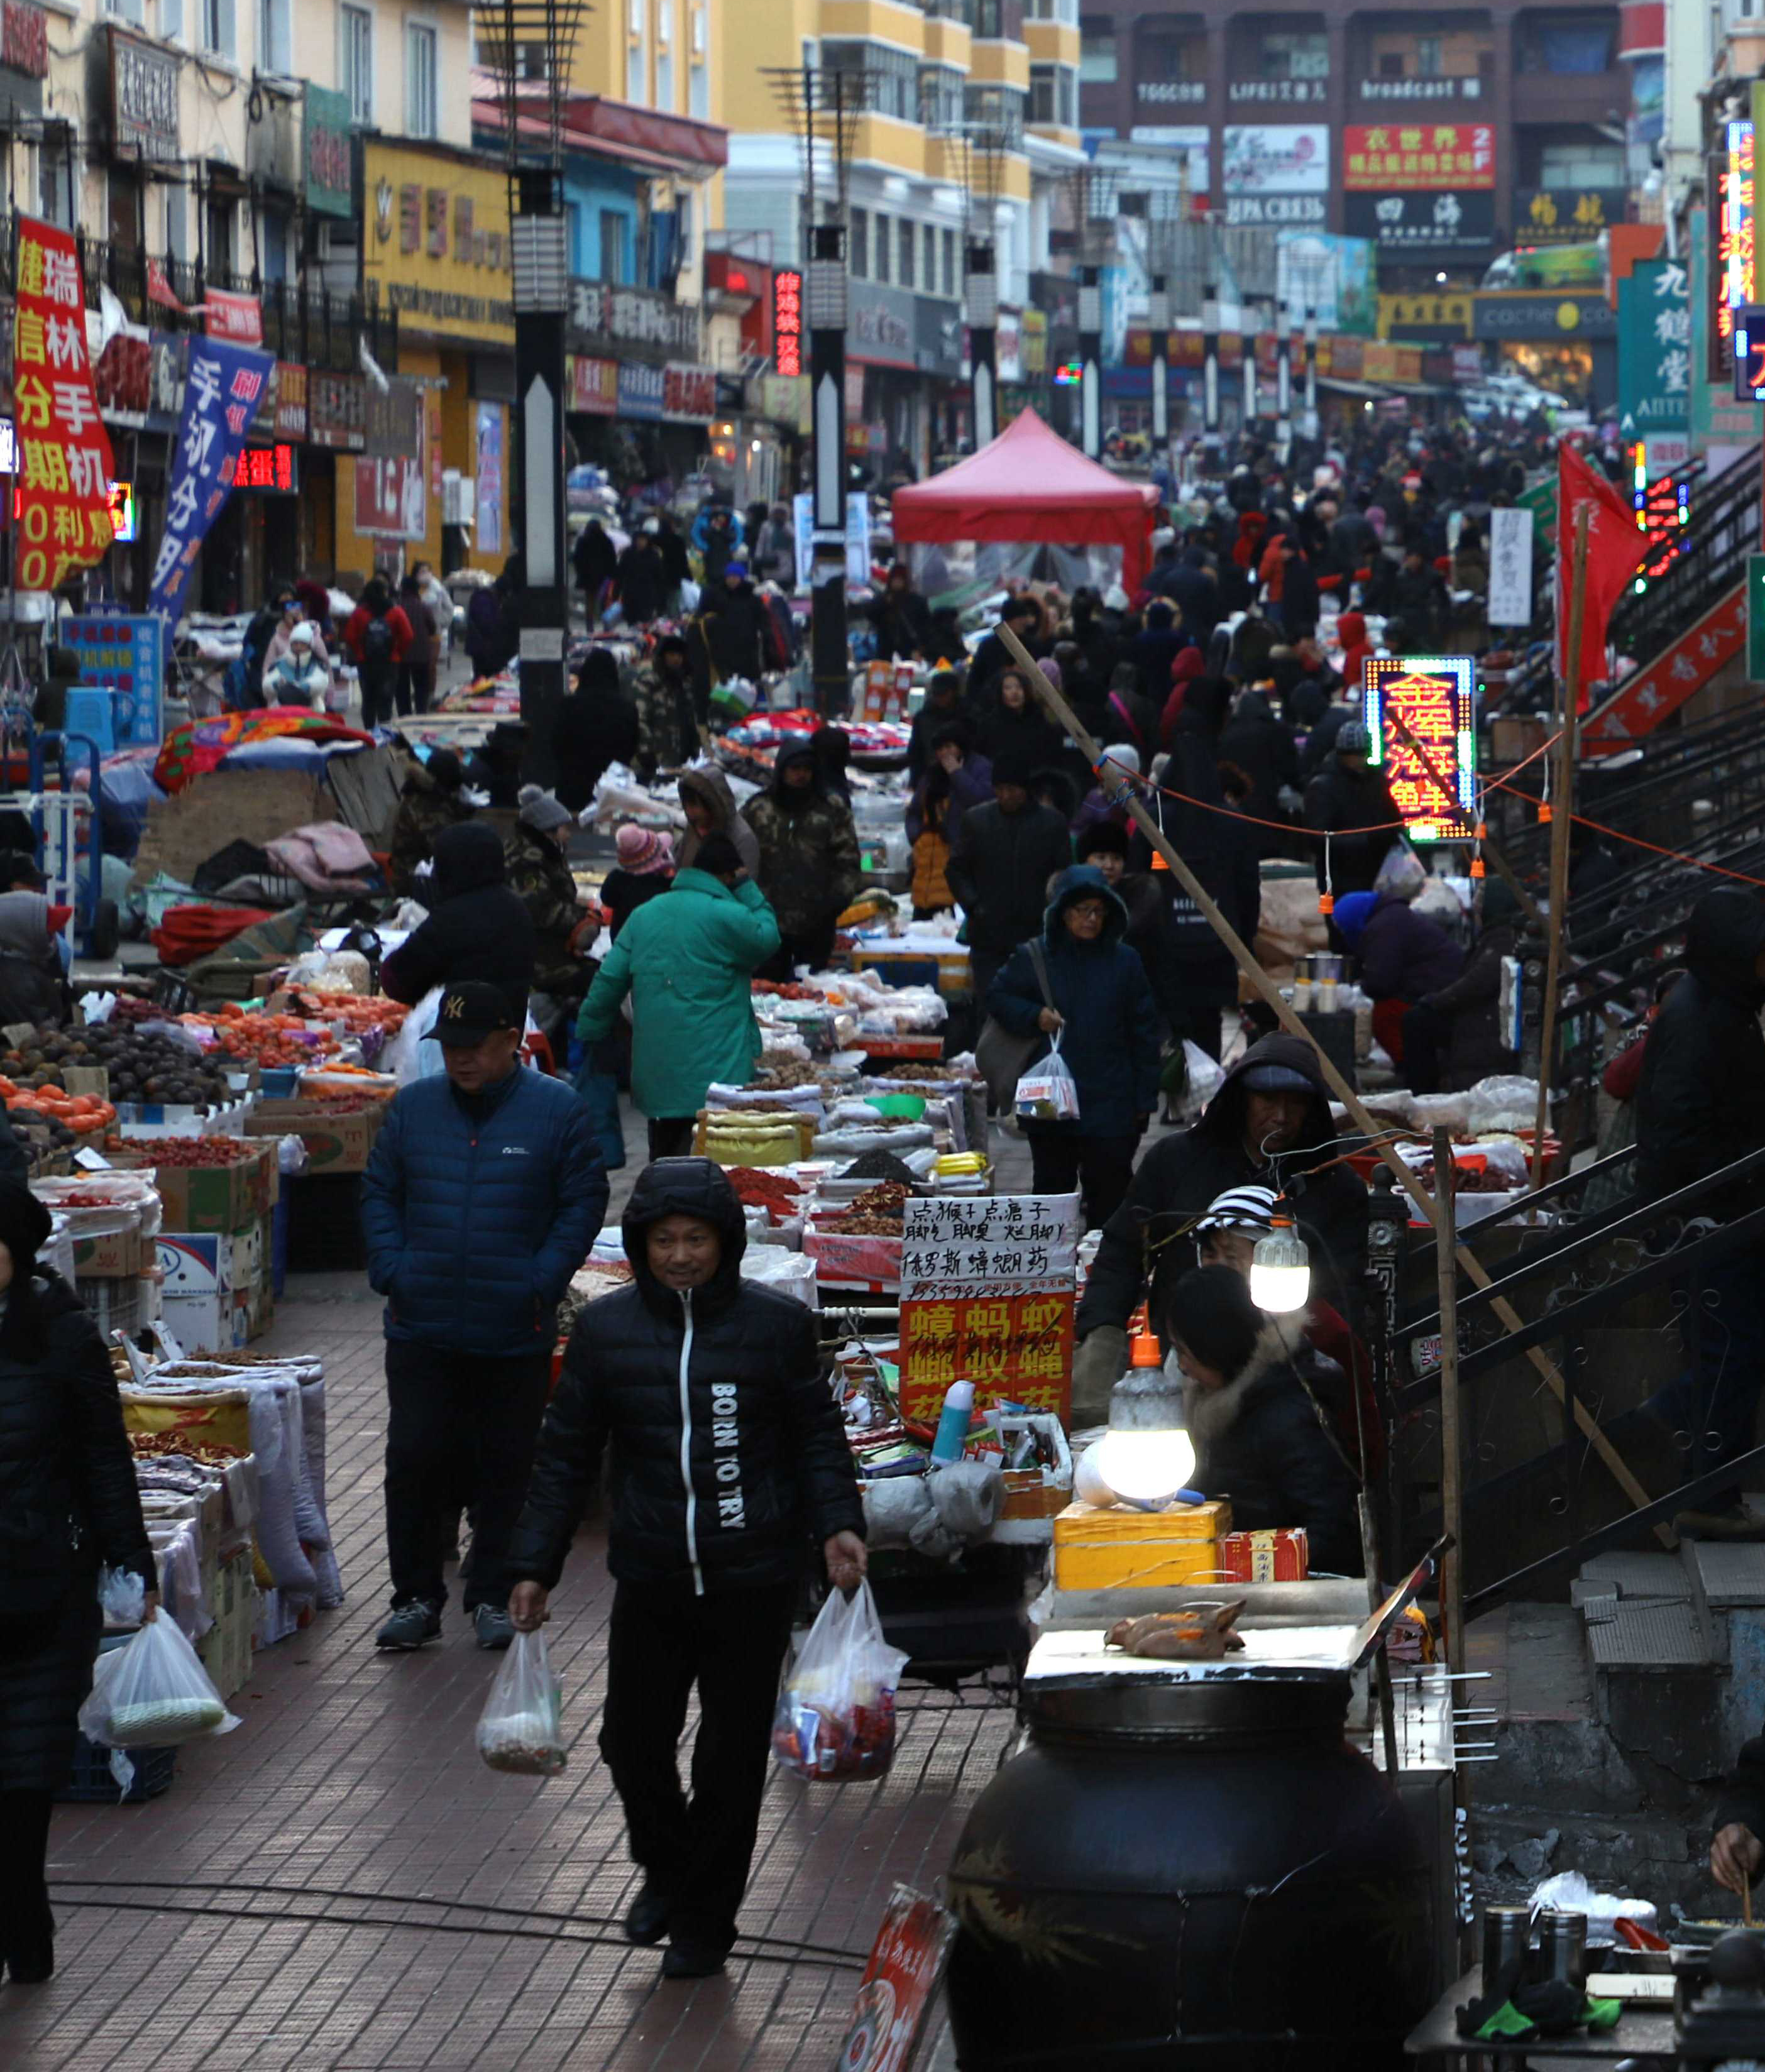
[602,823,675,940]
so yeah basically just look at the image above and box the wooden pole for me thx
[999,620,1672,1545]
[1532,506,1590,1188]
[1432,1126,1465,1676]
[1386,710,1544,934]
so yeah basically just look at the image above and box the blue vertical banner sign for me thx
[148,337,275,625]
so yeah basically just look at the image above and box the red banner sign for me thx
[1583,584,1747,750]
[202,287,263,345]
[568,354,617,415]
[3,0,47,77]
[12,216,116,590]
[1343,122,1495,191]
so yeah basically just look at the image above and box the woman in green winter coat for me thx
[575,834,781,1160]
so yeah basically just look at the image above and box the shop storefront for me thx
[565,278,713,495]
[360,139,515,579]
[1471,290,1618,410]
[848,283,923,484]
[915,296,967,468]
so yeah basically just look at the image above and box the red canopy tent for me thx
[889,407,1160,591]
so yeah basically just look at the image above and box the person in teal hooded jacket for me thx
[575,833,780,1160]
[986,863,1162,1228]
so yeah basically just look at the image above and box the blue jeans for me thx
[1647,1250,1765,1489]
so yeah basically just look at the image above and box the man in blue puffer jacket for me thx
[360,980,608,1652]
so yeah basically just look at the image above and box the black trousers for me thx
[599,1579,798,1952]
[360,670,396,729]
[1025,1127,1141,1229]
[0,1788,52,1970]
[383,1342,552,1611]
[1400,1002,1449,1095]
[394,661,434,716]
[647,1117,696,1159]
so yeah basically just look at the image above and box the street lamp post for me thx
[1276,297,1293,453]
[1078,263,1102,459]
[1304,302,1319,439]
[1202,281,1219,441]
[967,237,998,449]
[1148,271,1170,454]
[806,218,850,714]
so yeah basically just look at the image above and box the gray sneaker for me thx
[473,1604,515,1651]
[375,1599,441,1650]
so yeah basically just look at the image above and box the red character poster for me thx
[13,216,116,591]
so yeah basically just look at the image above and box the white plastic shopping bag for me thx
[1014,1038,1080,1122]
[771,1581,910,1783]
[476,1627,566,1776]
[79,1614,240,1750]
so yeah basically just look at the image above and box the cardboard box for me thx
[1218,1528,1309,1584]
[119,1141,274,1234]
[1052,1498,1233,1592]
[157,1232,247,1354]
[70,1225,146,1278]
[245,1099,384,1174]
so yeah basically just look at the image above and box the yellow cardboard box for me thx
[1052,1498,1233,1592]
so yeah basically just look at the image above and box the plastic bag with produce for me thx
[771,1581,910,1784]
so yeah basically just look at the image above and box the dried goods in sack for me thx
[476,1627,566,1776]
[771,1581,910,1783]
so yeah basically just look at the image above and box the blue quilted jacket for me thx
[360,1066,608,1355]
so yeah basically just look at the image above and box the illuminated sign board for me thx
[234,442,299,494]
[1363,654,1477,840]
[106,480,136,543]
[773,268,803,378]
[1737,302,1765,400]
[1052,359,1083,385]
[1716,121,1757,380]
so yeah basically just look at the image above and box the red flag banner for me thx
[13,216,115,591]
[1554,439,1643,706]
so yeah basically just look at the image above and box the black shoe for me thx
[4,1927,53,1985]
[624,1884,672,1946]
[661,1938,729,1980]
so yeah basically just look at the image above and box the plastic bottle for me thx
[929,1378,976,1466]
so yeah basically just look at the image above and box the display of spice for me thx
[818,1181,910,1235]
[839,1149,918,1186]
[884,1061,963,1081]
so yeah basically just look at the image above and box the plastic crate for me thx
[76,1273,154,1337]
[55,1733,177,1804]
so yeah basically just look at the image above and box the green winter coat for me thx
[575,867,781,1120]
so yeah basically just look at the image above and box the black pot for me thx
[945,1666,1435,2070]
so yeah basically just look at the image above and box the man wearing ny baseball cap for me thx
[360,980,608,1652]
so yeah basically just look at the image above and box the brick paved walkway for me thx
[4,1267,1016,2071]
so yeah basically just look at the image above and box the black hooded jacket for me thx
[1076,1032,1371,1344]
[1636,889,1765,1212]
[503,1158,864,1595]
[701,576,768,682]
[1217,689,1300,836]
[378,819,537,1025]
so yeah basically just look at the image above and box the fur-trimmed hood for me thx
[1172,1312,1345,1462]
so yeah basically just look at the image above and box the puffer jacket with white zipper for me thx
[503,1158,863,1596]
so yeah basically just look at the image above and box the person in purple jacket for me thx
[1334,887,1466,1091]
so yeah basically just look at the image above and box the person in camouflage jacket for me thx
[388,750,471,896]
[505,787,593,1016]
[631,633,700,777]
[739,738,863,972]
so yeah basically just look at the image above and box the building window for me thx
[1030,62,1074,124]
[38,136,73,227]
[970,0,1025,36]
[942,225,956,295]
[566,199,584,273]
[1539,139,1626,184]
[341,3,373,121]
[899,217,916,287]
[963,82,1024,147]
[656,47,673,105]
[823,38,918,119]
[919,62,964,129]
[166,185,188,261]
[1532,15,1617,70]
[158,0,182,41]
[1025,0,1075,19]
[1079,19,1116,81]
[850,205,869,277]
[200,0,234,57]
[600,209,627,283]
[874,210,891,282]
[258,0,289,70]
[405,22,437,137]
[104,0,145,26]
[689,60,708,116]
[627,43,644,96]
[1258,29,1327,77]
[206,195,235,280]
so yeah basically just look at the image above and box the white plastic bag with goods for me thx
[771,1581,910,1783]
[78,1613,240,1749]
[476,1626,566,1776]
[1015,1040,1080,1122]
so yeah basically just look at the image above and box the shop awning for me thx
[891,407,1159,589]
[474,89,728,178]
[1317,376,1390,400]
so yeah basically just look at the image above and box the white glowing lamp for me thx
[1090,1329,1196,1510]
[1250,1215,1311,1313]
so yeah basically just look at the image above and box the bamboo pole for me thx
[1432,1126,1465,1676]
[1532,505,1590,1188]
[1386,710,1544,934]
[999,620,1671,1545]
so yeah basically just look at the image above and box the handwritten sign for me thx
[1362,654,1477,841]
[1486,506,1534,628]
[899,1193,1079,1422]
[833,1885,957,2072]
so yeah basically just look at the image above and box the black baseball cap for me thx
[432,980,519,1045]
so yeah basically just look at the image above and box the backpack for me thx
[360,612,394,679]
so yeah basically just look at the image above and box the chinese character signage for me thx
[773,268,803,376]
[1222,124,1330,195]
[661,363,714,422]
[202,287,262,346]
[475,402,503,555]
[1343,122,1495,190]
[1487,506,1535,628]
[1712,122,1756,383]
[1513,186,1626,244]
[12,217,116,592]
[1345,190,1495,249]
[1362,655,1477,840]
[304,84,352,218]
[833,1887,957,2072]
[2,0,47,78]
[1620,256,1690,430]
[567,354,617,415]
[62,614,163,746]
[899,1193,1081,1422]
[148,337,273,627]
[109,24,178,162]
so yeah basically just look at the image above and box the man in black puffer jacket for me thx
[505,1158,866,1982]
[378,819,537,1028]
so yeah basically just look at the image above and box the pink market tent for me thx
[890,408,1160,590]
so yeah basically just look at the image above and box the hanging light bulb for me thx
[1090,1325,1196,1509]
[1250,1215,1311,1313]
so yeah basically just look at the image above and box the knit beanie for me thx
[615,824,674,875]
[518,784,574,833]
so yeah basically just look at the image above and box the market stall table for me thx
[1405,1969,1676,2064]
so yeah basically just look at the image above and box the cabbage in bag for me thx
[772,1582,910,1784]
[476,1627,566,1776]
[78,1615,240,1750]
